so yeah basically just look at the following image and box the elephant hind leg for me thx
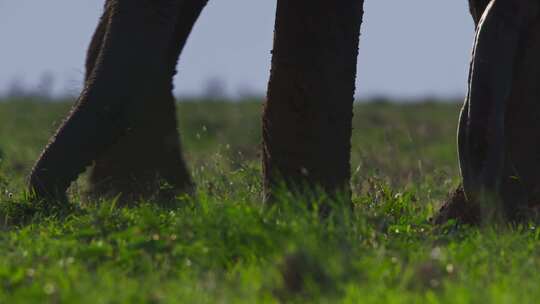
[28,0,195,203]
[85,1,208,203]
[83,6,193,202]
[87,91,193,203]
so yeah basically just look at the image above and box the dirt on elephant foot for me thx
[433,186,540,225]
[432,186,481,226]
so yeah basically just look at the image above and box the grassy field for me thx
[0,98,539,303]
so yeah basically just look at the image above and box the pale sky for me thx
[0,1,475,99]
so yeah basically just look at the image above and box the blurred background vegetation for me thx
[0,97,463,205]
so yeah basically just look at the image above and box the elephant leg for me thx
[436,0,540,224]
[28,0,192,202]
[262,0,364,211]
[87,0,208,202]
[462,0,539,218]
[87,90,193,202]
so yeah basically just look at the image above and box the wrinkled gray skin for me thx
[459,0,540,219]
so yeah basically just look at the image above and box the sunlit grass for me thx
[1,98,537,303]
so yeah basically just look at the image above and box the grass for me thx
[0,98,539,303]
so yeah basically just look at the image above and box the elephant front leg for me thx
[262,1,364,211]
[28,0,187,202]
[463,0,540,220]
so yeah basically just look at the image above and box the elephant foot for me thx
[28,150,89,206]
[86,120,193,205]
[87,173,192,205]
[432,186,481,226]
[88,157,194,205]
[27,174,70,211]
[433,186,540,225]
